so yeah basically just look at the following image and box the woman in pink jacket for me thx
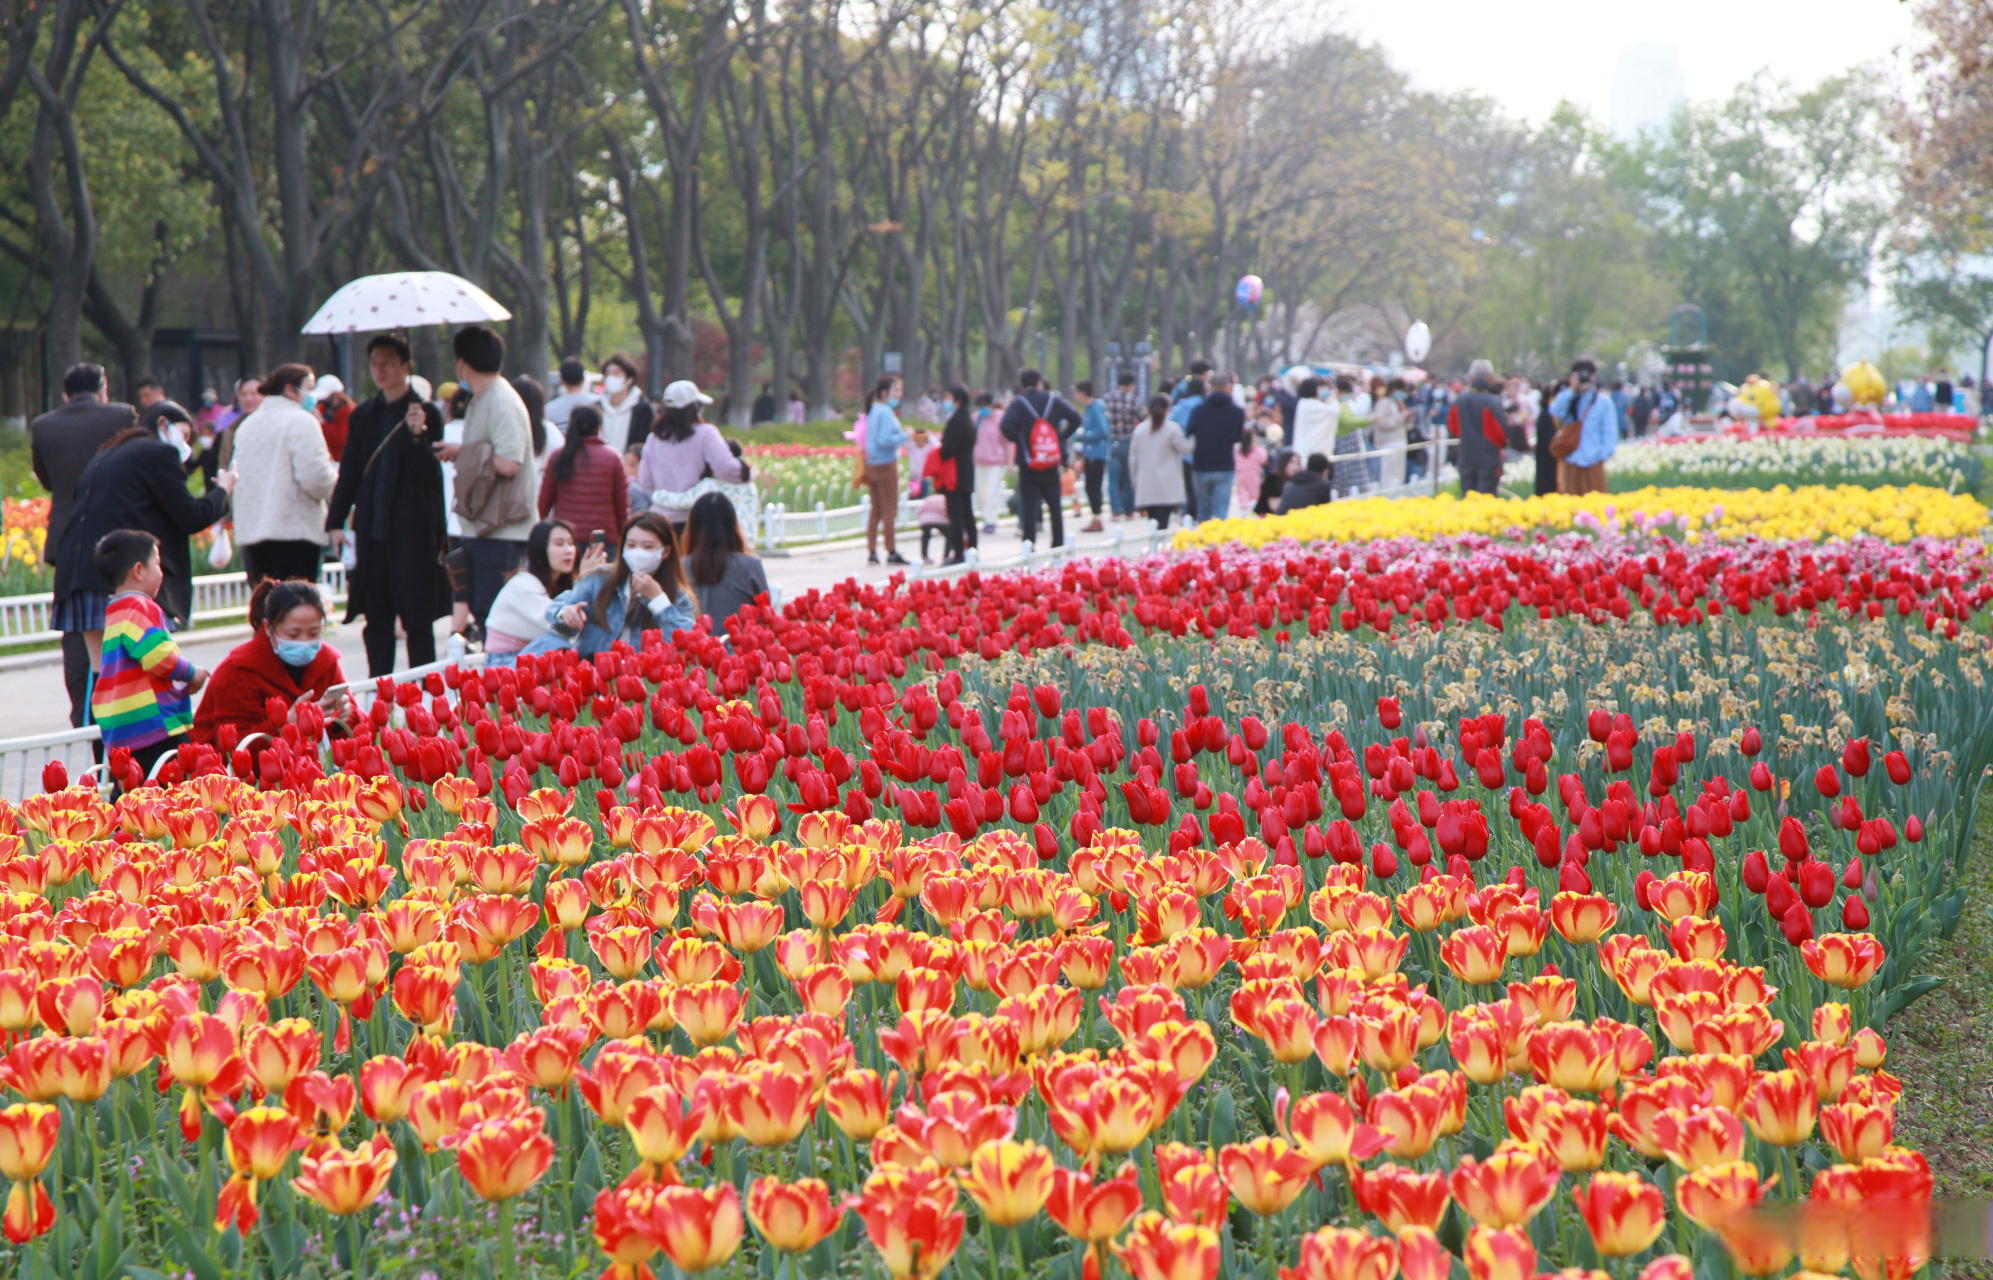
[971,391,1011,534]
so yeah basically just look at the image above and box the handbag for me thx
[1549,389,1593,461]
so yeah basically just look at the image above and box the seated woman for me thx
[483,519,606,657]
[681,492,769,632]
[192,578,354,749]
[524,512,696,658]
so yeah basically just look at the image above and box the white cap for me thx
[315,374,345,398]
[661,379,713,408]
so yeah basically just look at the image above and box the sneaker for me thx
[982,524,996,535]
[868,553,880,565]
[886,552,910,566]
[1082,520,1104,533]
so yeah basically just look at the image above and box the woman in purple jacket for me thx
[635,380,750,532]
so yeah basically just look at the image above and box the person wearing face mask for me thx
[192,578,356,757]
[230,363,340,584]
[523,512,696,658]
[593,354,656,459]
[52,409,239,681]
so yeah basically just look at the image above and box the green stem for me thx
[350,1210,367,1280]
[495,1197,517,1280]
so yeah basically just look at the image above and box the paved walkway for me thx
[0,507,1150,742]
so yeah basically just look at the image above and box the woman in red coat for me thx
[193,578,356,750]
[537,404,628,549]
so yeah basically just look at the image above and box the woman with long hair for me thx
[937,384,977,562]
[484,518,607,657]
[681,493,769,630]
[511,373,563,467]
[530,511,696,657]
[634,380,750,529]
[537,404,627,548]
[859,375,908,565]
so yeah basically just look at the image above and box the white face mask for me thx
[623,546,663,576]
[602,373,629,396]
[166,423,192,462]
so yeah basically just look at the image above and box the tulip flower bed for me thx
[744,444,862,513]
[1501,437,1984,497]
[1179,486,1988,549]
[0,532,1988,1280]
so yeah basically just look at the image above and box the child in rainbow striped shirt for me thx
[89,529,210,783]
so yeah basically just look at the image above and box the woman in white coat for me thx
[1129,393,1196,527]
[1288,377,1338,463]
[1370,377,1410,488]
[229,363,339,583]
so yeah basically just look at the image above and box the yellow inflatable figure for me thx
[1840,360,1887,406]
[1737,376,1782,424]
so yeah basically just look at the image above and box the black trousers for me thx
[465,537,524,629]
[1082,458,1106,515]
[363,613,439,676]
[1016,468,1065,549]
[1143,505,1176,529]
[943,488,976,561]
[63,630,90,729]
[1180,462,1198,519]
[243,540,323,585]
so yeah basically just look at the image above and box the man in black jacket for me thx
[31,364,137,726]
[1185,373,1246,522]
[326,334,454,675]
[1276,453,1335,514]
[998,368,1082,548]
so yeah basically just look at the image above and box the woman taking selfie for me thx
[529,511,696,657]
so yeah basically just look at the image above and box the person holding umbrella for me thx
[327,334,455,675]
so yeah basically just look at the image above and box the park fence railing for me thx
[753,433,1462,552]
[0,562,350,653]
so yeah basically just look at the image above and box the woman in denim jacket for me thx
[524,511,695,657]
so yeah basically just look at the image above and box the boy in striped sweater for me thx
[90,529,210,783]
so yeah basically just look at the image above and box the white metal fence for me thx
[0,563,349,652]
[752,434,1466,553]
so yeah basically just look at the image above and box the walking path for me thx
[0,509,1153,741]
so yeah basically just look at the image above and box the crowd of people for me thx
[26,333,1984,785]
[26,332,775,784]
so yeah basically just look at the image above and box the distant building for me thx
[1611,45,1686,141]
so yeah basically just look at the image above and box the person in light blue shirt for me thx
[1547,358,1618,494]
[861,376,909,565]
[1073,380,1111,532]
[1166,378,1206,519]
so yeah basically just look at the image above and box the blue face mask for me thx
[299,392,318,413]
[273,637,322,667]
[887,397,900,409]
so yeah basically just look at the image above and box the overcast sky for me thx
[1327,0,1924,126]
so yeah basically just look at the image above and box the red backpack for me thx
[1025,393,1065,470]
